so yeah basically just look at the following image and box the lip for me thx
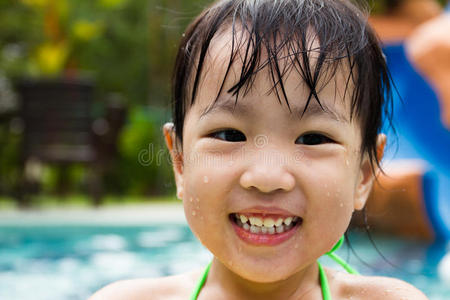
[234,206,301,218]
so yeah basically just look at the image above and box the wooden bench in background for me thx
[15,78,126,207]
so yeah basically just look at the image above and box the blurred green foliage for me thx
[364,0,447,14]
[0,0,211,200]
[0,0,150,105]
[115,106,173,195]
[0,0,211,106]
[0,125,21,195]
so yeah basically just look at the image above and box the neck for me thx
[207,257,321,300]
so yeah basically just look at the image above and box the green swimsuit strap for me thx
[189,261,212,300]
[319,236,360,300]
[189,237,358,300]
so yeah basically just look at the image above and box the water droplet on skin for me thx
[192,211,196,216]
[196,197,200,202]
[327,192,331,197]
[345,160,350,166]
[324,183,328,188]
[294,243,299,249]
[189,197,193,202]
[203,176,209,183]
[339,203,344,208]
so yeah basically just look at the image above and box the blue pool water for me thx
[0,225,449,300]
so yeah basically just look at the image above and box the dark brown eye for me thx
[211,129,246,142]
[296,133,334,145]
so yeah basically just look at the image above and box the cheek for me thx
[181,150,236,239]
[302,155,358,232]
[182,148,239,198]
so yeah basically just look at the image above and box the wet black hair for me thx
[171,0,393,172]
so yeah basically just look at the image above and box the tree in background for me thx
[0,0,213,199]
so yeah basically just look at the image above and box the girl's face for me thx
[165,32,382,283]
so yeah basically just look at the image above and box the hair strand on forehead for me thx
[172,0,394,175]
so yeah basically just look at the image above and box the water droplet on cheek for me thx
[326,192,331,197]
[339,202,344,208]
[294,243,299,249]
[189,197,193,202]
[203,176,209,183]
[192,211,196,216]
[345,159,350,166]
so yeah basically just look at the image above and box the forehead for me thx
[191,26,355,122]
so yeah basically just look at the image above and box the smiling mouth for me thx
[229,213,303,235]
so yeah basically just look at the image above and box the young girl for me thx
[90,0,428,299]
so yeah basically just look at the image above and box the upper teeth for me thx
[284,217,293,226]
[249,216,263,226]
[240,215,248,223]
[237,214,297,227]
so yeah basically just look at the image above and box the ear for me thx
[163,122,184,199]
[354,134,386,210]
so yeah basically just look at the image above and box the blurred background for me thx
[0,0,215,206]
[0,0,449,299]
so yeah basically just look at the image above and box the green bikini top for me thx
[189,237,358,300]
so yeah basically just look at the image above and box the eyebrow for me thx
[200,97,250,119]
[199,96,349,123]
[294,102,349,123]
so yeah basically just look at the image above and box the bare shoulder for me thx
[88,268,203,300]
[327,268,429,300]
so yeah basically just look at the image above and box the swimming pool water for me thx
[0,225,448,300]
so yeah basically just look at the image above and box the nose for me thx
[239,153,296,193]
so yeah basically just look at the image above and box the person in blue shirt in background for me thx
[351,0,450,285]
